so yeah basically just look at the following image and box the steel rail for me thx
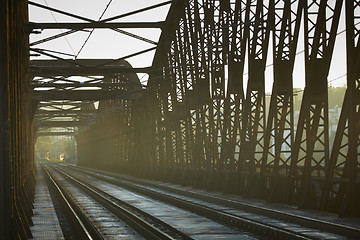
[49,165,192,240]
[42,166,104,240]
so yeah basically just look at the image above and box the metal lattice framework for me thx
[261,0,302,201]
[320,0,360,216]
[26,0,360,217]
[288,0,342,209]
[139,0,358,216]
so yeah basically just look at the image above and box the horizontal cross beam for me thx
[35,113,96,118]
[32,89,142,101]
[31,67,151,76]
[35,121,90,127]
[32,82,139,88]
[28,22,164,30]
[30,59,152,76]
[36,132,76,136]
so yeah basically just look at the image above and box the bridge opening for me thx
[35,135,77,164]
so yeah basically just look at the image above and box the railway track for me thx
[44,164,266,239]
[43,165,193,240]
[46,163,360,239]
[68,165,360,239]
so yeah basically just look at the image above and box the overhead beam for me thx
[30,58,144,67]
[35,121,90,127]
[31,67,151,76]
[30,55,156,68]
[28,1,94,23]
[28,22,164,30]
[32,89,142,101]
[37,102,84,106]
[36,132,76,136]
[30,59,152,76]
[100,1,172,22]
[31,82,137,88]
[36,109,97,114]
[35,113,95,118]
[28,1,171,24]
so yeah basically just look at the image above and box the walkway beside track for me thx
[30,166,64,240]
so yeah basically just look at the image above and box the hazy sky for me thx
[29,0,169,67]
[29,0,348,92]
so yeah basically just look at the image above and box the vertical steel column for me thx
[261,0,302,201]
[240,0,271,196]
[129,97,148,176]
[0,0,10,238]
[321,0,360,216]
[191,0,212,179]
[220,0,248,192]
[222,0,246,187]
[166,0,214,183]
[156,67,173,179]
[77,101,97,167]
[183,0,208,185]
[170,0,213,185]
[147,76,167,178]
[206,0,229,188]
[0,0,34,238]
[288,0,343,208]
[147,92,161,178]
[156,0,209,184]
[153,84,167,177]
[194,0,218,183]
[167,17,189,180]
[148,0,186,179]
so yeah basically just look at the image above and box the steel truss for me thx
[320,0,360,217]
[29,1,167,134]
[42,0,360,216]
[136,0,359,216]
[287,0,342,209]
[261,0,303,201]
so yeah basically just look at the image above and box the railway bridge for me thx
[1,0,360,239]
